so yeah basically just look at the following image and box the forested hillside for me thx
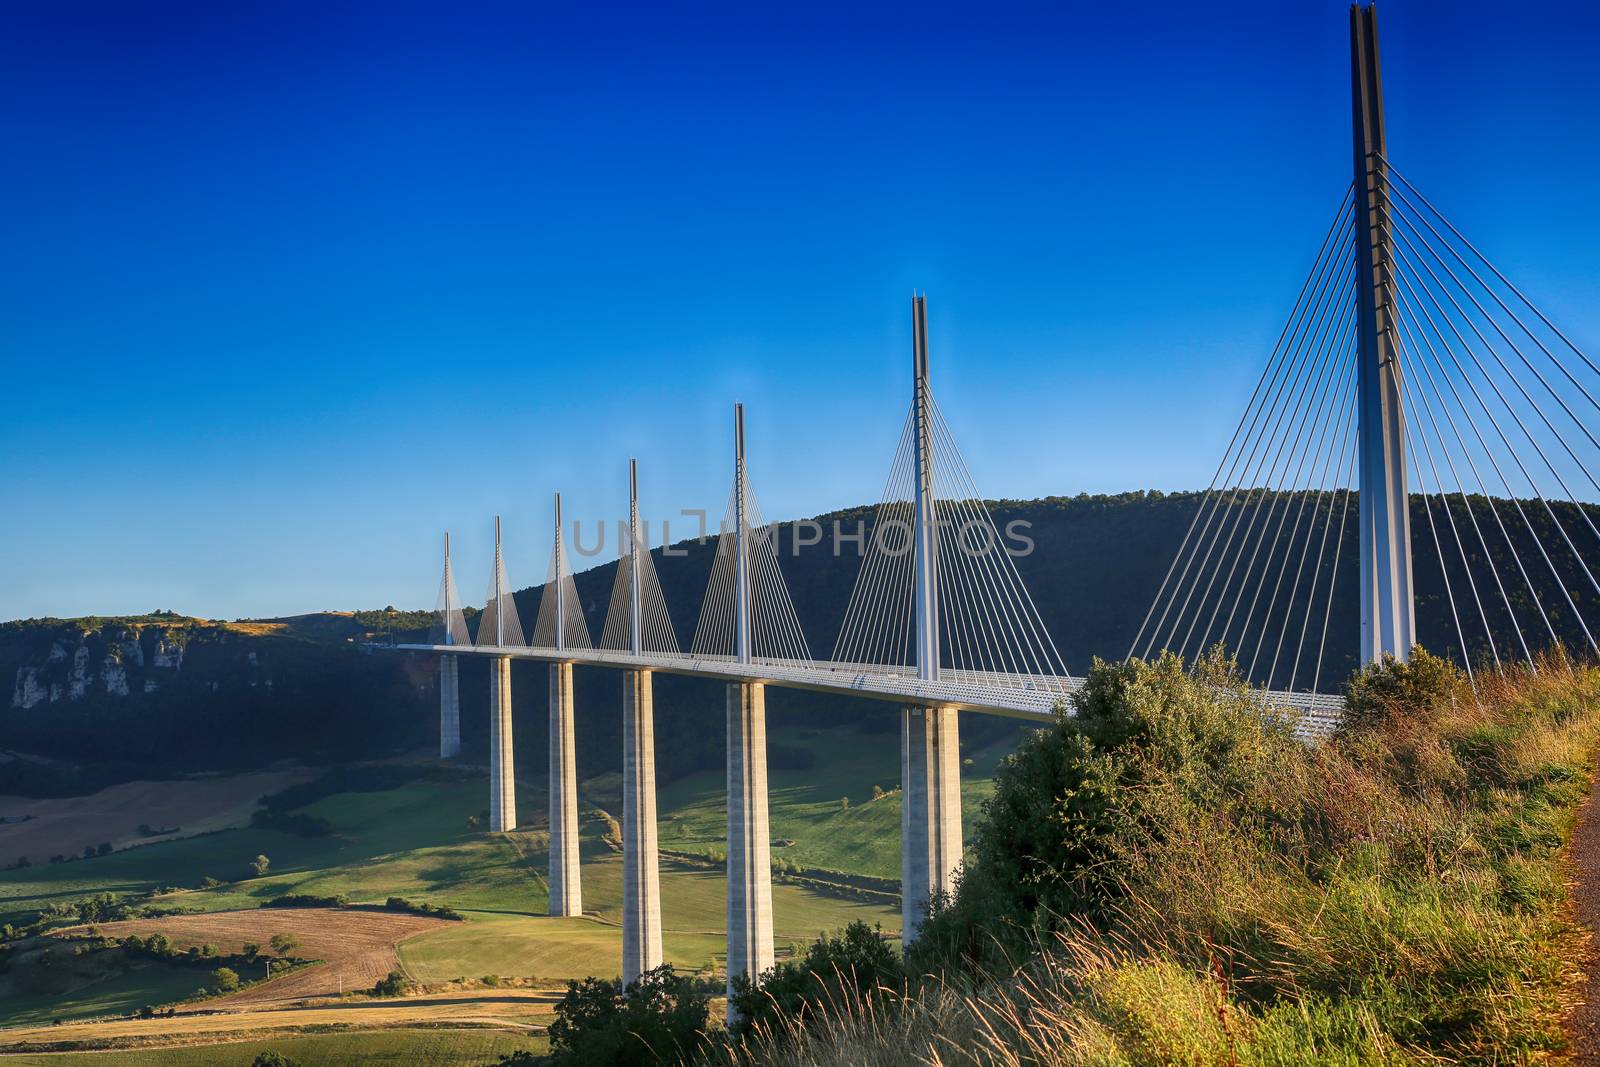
[4,491,1594,796]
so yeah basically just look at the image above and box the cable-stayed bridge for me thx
[390,4,1600,991]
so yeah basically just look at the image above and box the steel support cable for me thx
[1128,193,1356,658]
[1207,302,1358,660]
[833,411,915,664]
[1151,243,1359,660]
[1261,373,1358,687]
[941,481,1046,679]
[1139,225,1358,661]
[1390,323,1502,671]
[938,476,1033,678]
[690,486,736,656]
[748,489,810,661]
[1202,305,1355,666]
[1171,265,1357,661]
[869,438,917,667]
[929,398,1071,678]
[753,521,808,661]
[1306,442,1359,692]
[1388,330,1477,682]
[1389,246,1594,654]
[1245,338,1357,683]
[934,495,990,675]
[929,468,1017,676]
[1389,273,1544,662]
[849,422,916,667]
[1392,305,1529,665]
[1384,198,1600,500]
[929,426,1048,679]
[1378,158,1600,424]
[927,414,1047,679]
[1387,206,1600,562]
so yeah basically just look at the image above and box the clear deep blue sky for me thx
[3,1,1598,621]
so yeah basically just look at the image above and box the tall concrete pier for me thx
[901,703,962,941]
[548,661,581,916]
[488,656,516,832]
[902,298,963,944]
[724,404,775,992]
[726,681,774,992]
[620,668,662,985]
[438,655,460,758]
[437,532,463,759]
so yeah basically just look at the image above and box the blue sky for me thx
[3,0,1598,620]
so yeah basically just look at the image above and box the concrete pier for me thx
[621,669,662,985]
[439,654,460,759]
[901,704,962,943]
[548,662,582,917]
[488,656,516,832]
[726,681,774,994]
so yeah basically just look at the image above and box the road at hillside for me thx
[1569,780,1600,1062]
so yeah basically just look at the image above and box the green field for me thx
[0,1028,546,1066]
[0,720,1014,1056]
[657,721,1018,879]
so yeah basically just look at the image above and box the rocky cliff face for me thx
[0,616,435,794]
[11,627,189,710]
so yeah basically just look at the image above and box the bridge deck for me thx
[390,644,1343,740]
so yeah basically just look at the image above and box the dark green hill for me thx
[3,491,1595,796]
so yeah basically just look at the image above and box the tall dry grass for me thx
[721,652,1600,1066]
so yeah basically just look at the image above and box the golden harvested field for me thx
[0,770,312,867]
[0,988,558,1055]
[78,907,452,1005]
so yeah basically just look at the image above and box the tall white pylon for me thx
[438,532,462,759]
[726,403,774,1000]
[1351,2,1415,663]
[620,461,662,984]
[548,493,582,918]
[487,517,516,833]
[902,296,962,946]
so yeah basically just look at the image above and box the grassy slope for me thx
[656,723,1018,880]
[747,656,1600,1066]
[0,722,917,1030]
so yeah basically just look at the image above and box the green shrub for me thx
[729,921,901,1041]
[547,964,711,1066]
[210,966,240,992]
[371,970,412,997]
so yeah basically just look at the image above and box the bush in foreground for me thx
[728,922,900,1041]
[736,648,1600,1065]
[548,964,711,1066]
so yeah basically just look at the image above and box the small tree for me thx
[252,1052,300,1067]
[372,970,412,997]
[269,932,298,956]
[242,942,261,959]
[210,966,241,993]
[729,922,901,1039]
[96,843,112,857]
[251,854,271,877]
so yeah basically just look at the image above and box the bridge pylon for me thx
[1351,2,1415,663]
[436,532,463,759]
[725,403,774,999]
[546,494,582,918]
[617,460,663,985]
[903,295,961,945]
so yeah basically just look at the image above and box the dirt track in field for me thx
[79,907,452,1005]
